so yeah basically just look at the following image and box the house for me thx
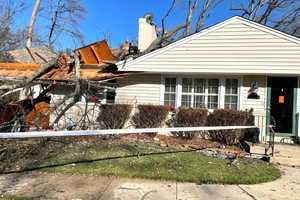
[115,16,300,143]
[0,42,128,130]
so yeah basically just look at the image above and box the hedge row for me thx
[97,104,256,145]
[97,104,170,130]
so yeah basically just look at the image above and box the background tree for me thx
[26,0,41,48]
[0,0,27,61]
[144,0,222,53]
[25,0,86,50]
[231,0,300,37]
[30,0,86,50]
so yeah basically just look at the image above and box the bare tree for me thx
[26,0,41,48]
[231,0,300,37]
[0,0,27,61]
[143,0,222,53]
[45,0,86,49]
[195,0,221,32]
[186,0,200,35]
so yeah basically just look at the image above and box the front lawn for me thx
[46,143,280,184]
[0,137,281,184]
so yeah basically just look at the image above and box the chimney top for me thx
[138,15,157,52]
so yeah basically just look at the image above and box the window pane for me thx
[194,79,205,93]
[225,96,238,110]
[225,79,238,94]
[208,96,218,109]
[194,95,205,108]
[181,95,192,107]
[182,78,193,93]
[208,79,219,94]
[165,78,176,93]
[164,94,176,106]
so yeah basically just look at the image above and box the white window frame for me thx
[224,78,239,110]
[161,75,242,111]
[161,76,177,107]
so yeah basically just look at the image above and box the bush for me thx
[132,105,170,128]
[169,108,208,139]
[207,109,255,145]
[97,104,132,129]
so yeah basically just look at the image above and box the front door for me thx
[267,77,297,135]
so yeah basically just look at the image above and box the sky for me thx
[80,0,237,48]
[15,0,239,50]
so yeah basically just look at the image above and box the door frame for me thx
[266,77,298,137]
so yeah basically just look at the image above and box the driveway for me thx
[0,144,299,200]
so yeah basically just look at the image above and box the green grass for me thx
[44,142,281,185]
[1,139,281,185]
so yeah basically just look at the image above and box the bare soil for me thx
[121,134,222,149]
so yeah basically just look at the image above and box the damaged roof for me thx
[75,40,116,64]
[0,41,128,82]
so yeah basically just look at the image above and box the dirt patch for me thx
[121,134,221,149]
[0,172,119,200]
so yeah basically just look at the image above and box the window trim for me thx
[161,75,242,110]
[224,79,239,110]
[161,76,178,107]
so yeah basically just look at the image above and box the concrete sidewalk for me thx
[0,144,299,200]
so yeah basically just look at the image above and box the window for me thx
[225,79,238,110]
[164,78,176,106]
[181,78,193,107]
[180,78,219,109]
[163,77,239,110]
[194,79,206,108]
[207,79,219,109]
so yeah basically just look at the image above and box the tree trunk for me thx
[26,0,41,48]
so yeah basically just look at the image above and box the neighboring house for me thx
[115,16,300,143]
[8,46,57,64]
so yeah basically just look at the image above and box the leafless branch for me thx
[186,0,200,35]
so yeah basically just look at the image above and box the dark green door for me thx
[267,77,297,135]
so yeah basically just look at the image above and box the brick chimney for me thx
[138,14,157,52]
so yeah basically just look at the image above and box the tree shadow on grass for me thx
[0,138,206,175]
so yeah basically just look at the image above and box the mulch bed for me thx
[121,134,222,150]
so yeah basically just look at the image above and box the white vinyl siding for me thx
[119,18,300,75]
[240,75,267,141]
[240,76,267,116]
[115,74,161,105]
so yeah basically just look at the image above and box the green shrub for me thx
[207,109,254,145]
[97,104,132,129]
[169,108,208,139]
[131,105,170,130]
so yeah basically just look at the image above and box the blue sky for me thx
[15,0,238,49]
[81,0,236,48]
